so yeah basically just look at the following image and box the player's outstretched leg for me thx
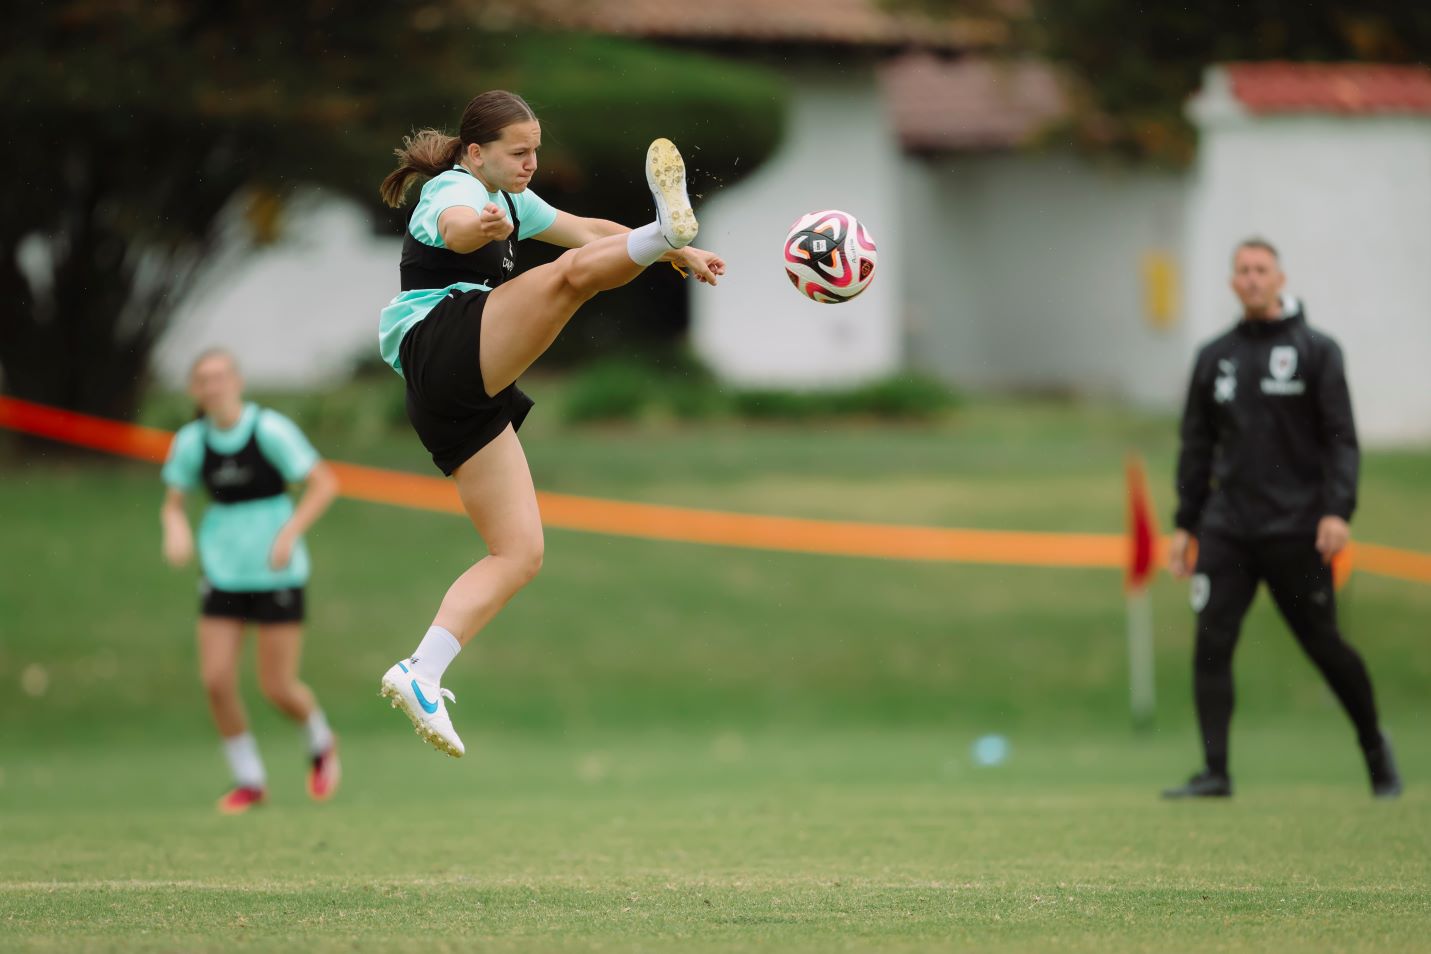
[476,138,699,397]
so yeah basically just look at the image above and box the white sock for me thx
[625,221,669,266]
[222,732,266,789]
[304,708,334,756]
[409,625,461,683]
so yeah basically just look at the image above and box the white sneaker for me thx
[646,138,698,249]
[379,660,465,758]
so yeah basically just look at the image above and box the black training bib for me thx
[201,419,287,504]
[400,171,521,291]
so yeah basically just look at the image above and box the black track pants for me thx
[1189,533,1382,774]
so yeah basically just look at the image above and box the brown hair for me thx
[379,90,537,208]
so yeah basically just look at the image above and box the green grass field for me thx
[2,397,1429,951]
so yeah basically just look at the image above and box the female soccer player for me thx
[375,90,724,757]
[161,349,342,812]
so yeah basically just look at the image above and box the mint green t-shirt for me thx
[162,404,320,592]
[378,168,558,375]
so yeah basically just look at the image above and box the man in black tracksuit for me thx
[1163,238,1401,799]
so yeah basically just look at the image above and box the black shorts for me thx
[399,288,534,476]
[200,583,306,623]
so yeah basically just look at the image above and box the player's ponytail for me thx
[380,91,537,208]
[380,130,463,208]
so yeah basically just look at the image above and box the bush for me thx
[559,355,960,427]
[840,374,960,420]
[731,389,821,421]
[733,374,958,423]
[560,360,658,425]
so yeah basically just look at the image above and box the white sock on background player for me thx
[304,708,334,756]
[409,625,461,683]
[222,732,266,789]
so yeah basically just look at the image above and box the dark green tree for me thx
[1027,1,1431,162]
[0,2,782,420]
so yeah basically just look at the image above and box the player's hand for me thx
[269,528,297,570]
[668,247,725,286]
[478,202,513,242]
[1316,515,1350,564]
[1167,529,1194,579]
[163,527,194,568]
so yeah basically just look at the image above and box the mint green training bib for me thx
[162,404,320,592]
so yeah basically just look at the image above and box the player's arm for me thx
[258,411,341,570]
[535,210,726,285]
[1170,353,1215,577]
[280,462,339,541]
[1314,340,1358,562]
[437,203,513,253]
[270,462,339,570]
[533,210,628,248]
[160,487,194,568]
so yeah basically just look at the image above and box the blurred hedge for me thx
[561,355,960,425]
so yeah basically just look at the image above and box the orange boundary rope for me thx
[3,395,1428,582]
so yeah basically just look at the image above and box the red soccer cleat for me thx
[216,786,267,815]
[308,740,341,802]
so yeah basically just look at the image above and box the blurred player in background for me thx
[161,349,342,813]
[1165,239,1401,799]
[373,90,724,758]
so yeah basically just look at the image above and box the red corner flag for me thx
[1125,455,1160,592]
[1124,455,1159,727]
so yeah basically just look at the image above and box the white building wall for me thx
[1187,69,1431,444]
[905,154,1190,407]
[155,197,399,387]
[899,159,992,386]
[690,70,905,387]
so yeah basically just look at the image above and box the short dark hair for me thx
[1233,237,1280,263]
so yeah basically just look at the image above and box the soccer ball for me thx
[783,209,878,303]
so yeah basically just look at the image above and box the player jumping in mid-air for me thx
[374,90,724,756]
[161,349,342,812]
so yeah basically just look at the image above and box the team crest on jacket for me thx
[1269,346,1297,381]
[1261,346,1306,395]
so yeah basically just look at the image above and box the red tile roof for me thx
[498,0,1006,51]
[1225,62,1431,115]
[880,54,1069,152]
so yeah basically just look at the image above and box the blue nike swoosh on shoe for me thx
[411,680,440,714]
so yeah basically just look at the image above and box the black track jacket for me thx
[1174,298,1359,539]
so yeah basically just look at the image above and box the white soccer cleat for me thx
[646,138,698,249]
[379,660,465,758]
